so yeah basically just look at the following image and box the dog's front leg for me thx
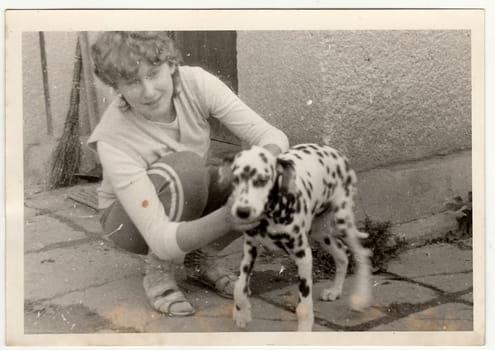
[294,245,314,331]
[233,236,257,329]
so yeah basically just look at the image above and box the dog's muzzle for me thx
[235,206,252,219]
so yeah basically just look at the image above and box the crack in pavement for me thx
[380,270,473,295]
[25,271,145,305]
[256,281,473,331]
[25,237,96,254]
[25,206,102,239]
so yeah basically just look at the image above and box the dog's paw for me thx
[297,321,313,332]
[319,287,341,301]
[350,289,372,311]
[233,304,252,328]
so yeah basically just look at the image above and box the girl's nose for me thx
[141,79,156,99]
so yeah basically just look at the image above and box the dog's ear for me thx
[276,158,296,194]
[221,151,237,166]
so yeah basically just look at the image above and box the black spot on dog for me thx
[302,149,311,155]
[274,240,289,254]
[326,166,330,174]
[286,238,295,250]
[341,202,347,209]
[306,190,312,201]
[298,235,303,247]
[235,304,241,311]
[316,151,324,158]
[336,166,343,180]
[294,153,302,160]
[293,225,300,233]
[318,158,324,166]
[336,218,346,225]
[242,265,249,273]
[324,237,331,245]
[295,250,306,258]
[332,171,336,178]
[299,278,311,298]
[331,152,338,159]
[260,152,268,163]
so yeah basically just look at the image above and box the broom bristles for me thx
[49,38,83,189]
[49,133,82,188]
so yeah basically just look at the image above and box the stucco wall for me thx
[237,30,471,171]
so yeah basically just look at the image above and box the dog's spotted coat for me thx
[226,143,372,331]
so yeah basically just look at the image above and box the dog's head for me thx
[221,146,296,220]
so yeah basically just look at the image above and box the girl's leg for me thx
[100,151,210,316]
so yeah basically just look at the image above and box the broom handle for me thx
[39,32,54,136]
[63,38,83,134]
[78,31,100,132]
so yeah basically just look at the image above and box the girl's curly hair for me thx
[91,31,183,93]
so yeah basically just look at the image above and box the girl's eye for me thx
[146,69,159,79]
[124,79,140,87]
[233,177,240,185]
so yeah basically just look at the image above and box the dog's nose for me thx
[236,206,251,219]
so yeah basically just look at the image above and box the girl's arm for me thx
[201,69,290,154]
[98,141,259,260]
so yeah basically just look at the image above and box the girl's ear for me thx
[276,158,296,194]
[217,151,239,187]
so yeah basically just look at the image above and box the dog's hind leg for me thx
[312,215,349,302]
[233,236,257,328]
[293,244,314,331]
[333,202,372,311]
[318,235,349,302]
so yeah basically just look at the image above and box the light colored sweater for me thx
[88,66,289,260]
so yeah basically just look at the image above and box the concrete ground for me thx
[23,183,474,337]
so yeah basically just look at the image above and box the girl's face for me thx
[116,61,176,122]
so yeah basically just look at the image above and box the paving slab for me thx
[385,243,473,293]
[47,273,320,333]
[25,241,144,301]
[259,275,386,330]
[24,214,87,252]
[391,212,459,243]
[51,207,102,237]
[25,187,77,212]
[371,303,473,331]
[460,291,473,303]
[24,206,40,218]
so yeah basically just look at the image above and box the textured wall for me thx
[23,30,471,191]
[237,30,471,171]
[23,31,91,188]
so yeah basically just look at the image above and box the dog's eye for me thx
[252,177,269,187]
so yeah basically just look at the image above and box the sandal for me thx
[143,253,195,316]
[184,249,238,299]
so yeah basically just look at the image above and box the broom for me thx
[49,38,83,189]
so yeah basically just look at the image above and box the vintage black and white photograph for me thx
[5,9,485,347]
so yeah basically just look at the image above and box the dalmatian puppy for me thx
[225,143,372,332]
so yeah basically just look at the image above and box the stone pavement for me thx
[23,183,474,335]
